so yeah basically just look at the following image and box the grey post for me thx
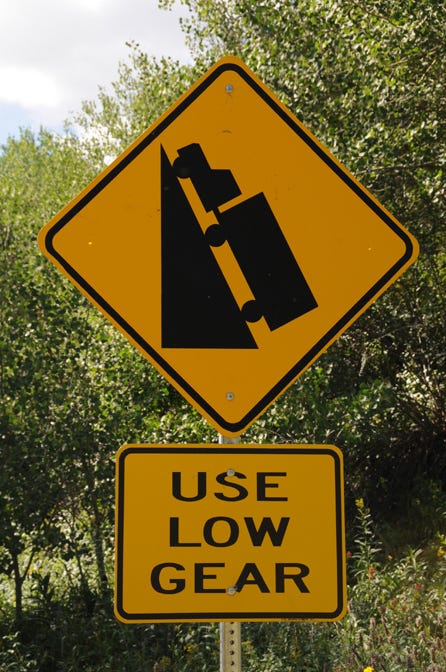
[218,433,242,672]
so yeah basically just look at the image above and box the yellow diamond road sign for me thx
[115,444,345,623]
[38,57,418,436]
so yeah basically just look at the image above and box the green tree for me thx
[0,3,444,668]
[165,0,446,530]
[0,47,204,622]
[0,129,99,620]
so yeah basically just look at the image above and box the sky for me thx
[0,0,191,144]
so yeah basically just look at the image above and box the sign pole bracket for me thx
[218,434,242,672]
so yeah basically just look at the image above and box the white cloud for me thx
[0,0,190,140]
[70,0,111,12]
[0,66,62,108]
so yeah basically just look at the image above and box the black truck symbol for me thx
[161,143,317,349]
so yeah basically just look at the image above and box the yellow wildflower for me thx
[355,497,364,509]
[363,667,374,672]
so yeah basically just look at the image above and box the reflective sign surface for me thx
[115,444,345,623]
[39,57,418,435]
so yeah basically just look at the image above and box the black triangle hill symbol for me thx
[161,146,258,349]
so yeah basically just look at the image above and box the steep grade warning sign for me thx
[115,445,346,623]
[38,56,418,437]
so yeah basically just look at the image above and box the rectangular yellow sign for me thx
[115,444,345,622]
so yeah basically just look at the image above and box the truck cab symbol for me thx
[161,143,318,349]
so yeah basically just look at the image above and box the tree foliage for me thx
[0,130,100,619]
[166,0,446,524]
[0,128,181,621]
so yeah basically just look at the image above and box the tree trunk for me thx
[91,497,108,594]
[11,549,24,623]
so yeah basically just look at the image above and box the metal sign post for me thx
[219,434,242,672]
[220,622,242,672]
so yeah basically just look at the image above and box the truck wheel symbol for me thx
[172,156,192,179]
[241,300,263,324]
[205,224,226,247]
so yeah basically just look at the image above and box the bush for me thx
[0,500,444,671]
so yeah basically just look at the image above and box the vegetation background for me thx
[1,0,445,670]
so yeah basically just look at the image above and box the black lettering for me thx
[275,563,310,593]
[151,563,185,593]
[235,562,270,593]
[172,471,206,501]
[257,472,288,501]
[215,471,248,501]
[195,563,226,593]
[203,516,239,547]
[169,517,201,546]
[244,517,290,546]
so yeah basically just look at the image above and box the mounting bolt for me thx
[225,84,234,93]
[227,586,237,595]
[226,392,235,400]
